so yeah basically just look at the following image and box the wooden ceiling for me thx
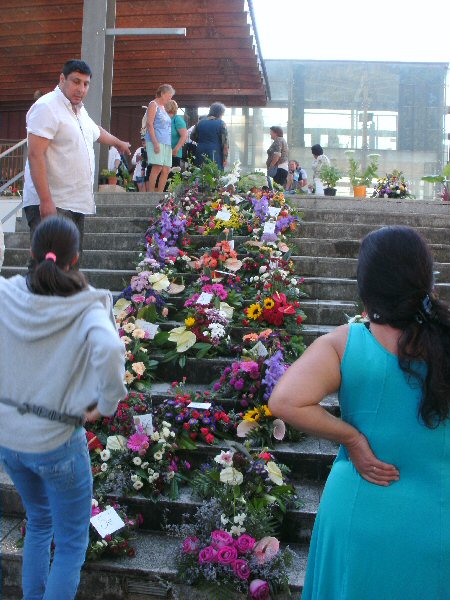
[0,0,269,109]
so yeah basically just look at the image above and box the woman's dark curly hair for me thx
[357,225,450,427]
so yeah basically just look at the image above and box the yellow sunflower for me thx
[185,317,196,327]
[243,408,261,422]
[263,298,275,310]
[247,303,263,320]
[262,405,273,417]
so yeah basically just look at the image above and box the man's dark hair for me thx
[62,60,92,78]
[311,144,323,156]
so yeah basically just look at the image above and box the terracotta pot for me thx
[108,177,118,185]
[353,185,366,198]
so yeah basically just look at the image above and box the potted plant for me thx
[100,168,118,185]
[346,152,379,198]
[320,164,342,196]
[422,162,450,202]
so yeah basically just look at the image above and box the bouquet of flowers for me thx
[190,447,299,535]
[87,391,152,439]
[193,240,242,276]
[88,422,188,500]
[17,498,142,562]
[236,404,287,447]
[371,170,414,199]
[244,292,305,334]
[154,382,237,448]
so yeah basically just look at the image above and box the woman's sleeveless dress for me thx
[302,323,450,600]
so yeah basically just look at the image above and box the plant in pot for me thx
[320,164,342,196]
[100,169,118,185]
[346,153,379,198]
[422,162,450,202]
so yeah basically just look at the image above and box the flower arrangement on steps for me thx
[51,158,310,594]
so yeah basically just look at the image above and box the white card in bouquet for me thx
[135,319,159,339]
[232,195,243,204]
[196,292,214,305]
[263,221,276,234]
[187,401,212,409]
[268,206,281,217]
[251,341,269,357]
[133,413,154,435]
[90,507,125,538]
[215,209,232,221]
[228,240,235,249]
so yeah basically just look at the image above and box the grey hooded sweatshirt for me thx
[0,275,127,453]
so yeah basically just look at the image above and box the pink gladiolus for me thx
[235,534,256,554]
[182,536,200,554]
[216,545,238,564]
[232,558,251,580]
[253,536,280,564]
[211,529,234,549]
[249,579,270,599]
[198,545,217,564]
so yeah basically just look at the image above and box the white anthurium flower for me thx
[236,420,258,438]
[113,298,131,317]
[168,326,197,353]
[219,302,234,320]
[220,467,244,486]
[106,435,127,451]
[265,461,284,486]
[148,272,170,291]
[272,419,286,441]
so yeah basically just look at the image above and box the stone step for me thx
[13,216,151,235]
[95,191,165,205]
[290,196,450,215]
[0,465,323,543]
[0,517,307,599]
[298,208,450,228]
[3,248,140,271]
[4,231,145,251]
[288,238,450,262]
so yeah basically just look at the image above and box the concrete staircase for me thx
[1,193,450,599]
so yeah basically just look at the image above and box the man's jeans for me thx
[24,205,86,264]
[0,429,92,600]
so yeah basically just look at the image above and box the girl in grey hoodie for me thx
[0,216,126,600]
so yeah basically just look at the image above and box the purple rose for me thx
[249,579,270,599]
[216,545,238,564]
[235,534,256,554]
[211,529,234,550]
[198,545,217,564]
[182,536,200,554]
[232,558,251,580]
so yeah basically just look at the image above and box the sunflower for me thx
[263,298,275,310]
[247,303,263,320]
[262,405,272,417]
[185,317,196,327]
[243,408,261,422]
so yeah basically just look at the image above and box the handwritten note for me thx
[251,341,269,358]
[133,413,154,435]
[215,209,232,222]
[90,507,125,538]
[197,292,214,305]
[268,207,281,218]
[263,221,276,234]
[187,401,212,410]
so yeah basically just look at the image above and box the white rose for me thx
[151,432,160,442]
[291,278,297,285]
[220,467,243,486]
[141,462,149,469]
[133,480,144,490]
[100,449,111,462]
[133,457,142,466]
[100,463,108,472]
[162,421,171,428]
[162,427,171,439]
[259,266,267,274]
[166,471,175,480]
[170,431,176,438]
[131,474,138,482]
[154,451,163,461]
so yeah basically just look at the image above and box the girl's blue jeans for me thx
[0,428,92,600]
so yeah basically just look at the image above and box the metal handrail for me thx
[0,138,27,160]
[1,138,27,225]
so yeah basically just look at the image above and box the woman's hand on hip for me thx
[346,433,400,486]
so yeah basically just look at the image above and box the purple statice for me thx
[262,350,288,401]
[261,232,279,243]
[275,215,298,234]
[251,195,269,221]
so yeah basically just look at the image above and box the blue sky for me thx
[252,0,449,63]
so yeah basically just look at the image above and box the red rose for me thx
[183,423,190,431]
[189,432,198,440]
[200,427,209,436]
[205,433,215,444]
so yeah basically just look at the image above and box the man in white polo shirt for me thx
[23,59,131,259]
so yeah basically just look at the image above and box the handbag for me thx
[267,165,278,178]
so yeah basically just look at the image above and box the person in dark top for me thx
[193,102,229,171]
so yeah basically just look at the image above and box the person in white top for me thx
[23,59,131,259]
[107,146,121,172]
[131,139,148,192]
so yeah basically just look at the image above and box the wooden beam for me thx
[117,0,245,14]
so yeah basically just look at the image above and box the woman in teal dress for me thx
[269,225,450,600]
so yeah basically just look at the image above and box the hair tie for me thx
[45,252,57,262]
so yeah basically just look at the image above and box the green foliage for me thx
[347,153,379,187]
[320,164,342,188]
